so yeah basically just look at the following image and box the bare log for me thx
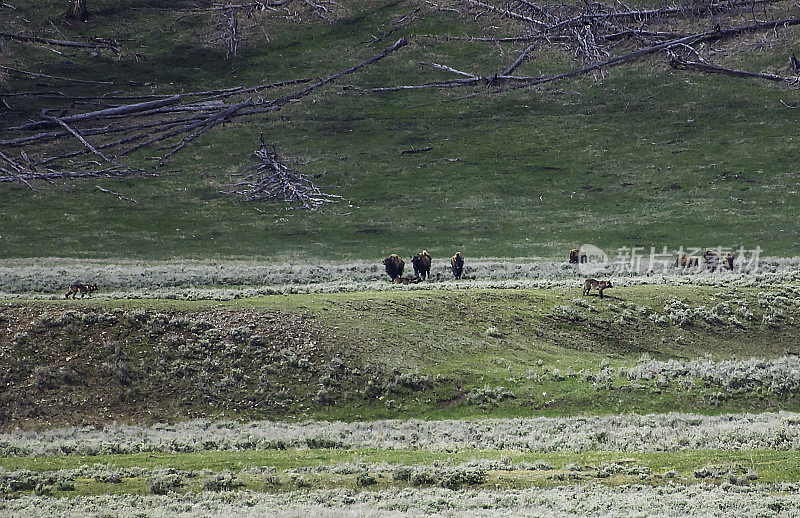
[543,0,782,32]
[9,96,182,131]
[0,166,144,183]
[671,56,793,82]
[0,32,118,50]
[205,1,290,11]
[420,61,477,78]
[502,43,537,76]
[370,17,800,94]
[266,37,407,109]
[401,146,433,154]
[121,99,254,158]
[42,113,112,162]
[159,99,255,160]
[0,150,34,188]
[461,0,546,27]
[0,64,114,85]
[517,17,800,88]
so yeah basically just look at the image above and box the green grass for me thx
[3,283,800,428]
[0,448,788,477]
[1,1,800,260]
[3,449,800,495]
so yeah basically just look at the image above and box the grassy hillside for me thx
[4,283,800,430]
[3,283,800,511]
[2,0,800,260]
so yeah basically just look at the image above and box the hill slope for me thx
[4,283,800,430]
[1,0,799,259]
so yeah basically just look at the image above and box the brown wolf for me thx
[65,282,97,299]
[582,278,612,298]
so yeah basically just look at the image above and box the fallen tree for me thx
[2,38,406,173]
[670,56,800,86]
[368,17,800,92]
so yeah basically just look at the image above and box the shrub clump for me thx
[395,466,486,489]
[554,305,585,322]
[466,384,515,409]
[148,471,184,495]
[202,469,244,492]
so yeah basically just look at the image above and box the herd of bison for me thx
[382,249,736,296]
[382,251,460,285]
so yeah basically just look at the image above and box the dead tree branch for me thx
[225,136,342,210]
[5,37,406,172]
[501,43,537,76]
[9,96,182,132]
[671,56,799,85]
[420,61,478,77]
[266,37,407,109]
[42,112,112,163]
[95,184,138,203]
[374,16,800,93]
[0,32,120,50]
[462,0,547,26]
[0,65,115,85]
[0,150,34,188]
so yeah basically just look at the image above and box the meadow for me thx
[3,268,800,514]
[1,0,800,260]
[3,0,800,514]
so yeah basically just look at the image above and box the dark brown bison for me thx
[723,252,734,270]
[382,254,405,281]
[703,250,720,272]
[411,250,432,280]
[451,252,464,280]
[569,249,587,264]
[676,255,700,268]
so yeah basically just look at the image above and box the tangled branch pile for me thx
[2,0,799,192]
[383,0,800,90]
[0,36,405,183]
[226,137,342,211]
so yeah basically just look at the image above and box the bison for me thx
[411,250,432,280]
[569,249,587,264]
[703,250,720,272]
[676,255,700,268]
[451,252,464,280]
[382,254,405,281]
[723,252,734,270]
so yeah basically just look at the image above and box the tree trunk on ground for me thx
[65,0,87,20]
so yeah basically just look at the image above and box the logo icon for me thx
[577,244,608,275]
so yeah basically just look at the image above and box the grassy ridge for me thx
[3,283,800,429]
[1,1,800,259]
